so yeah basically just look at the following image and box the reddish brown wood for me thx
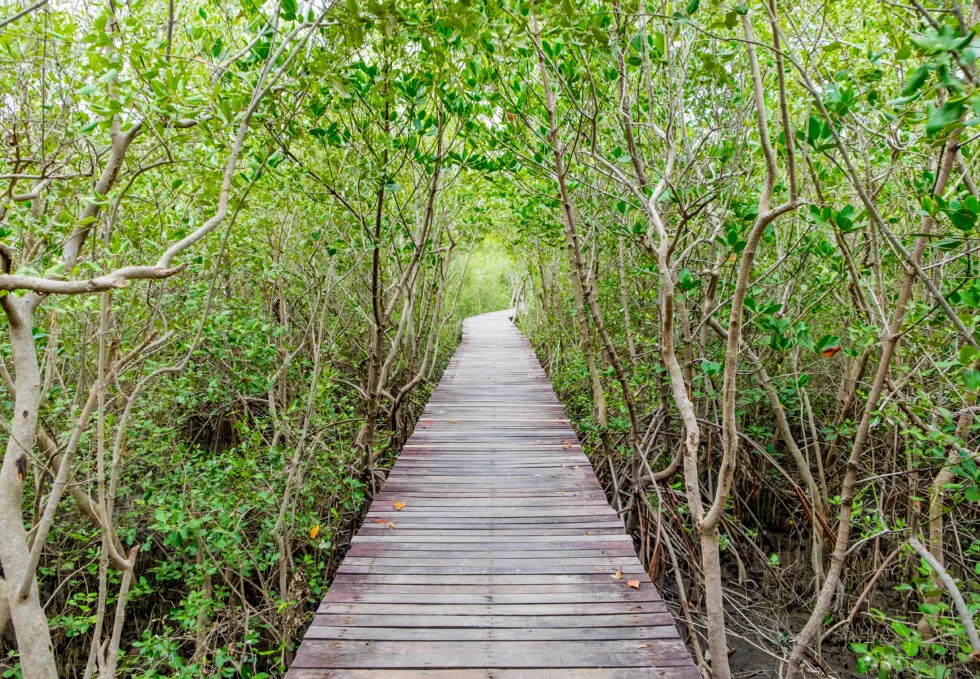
[286,311,697,677]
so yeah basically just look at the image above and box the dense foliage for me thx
[1,0,980,678]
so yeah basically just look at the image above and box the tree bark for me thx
[0,299,58,678]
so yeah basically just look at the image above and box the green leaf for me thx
[701,360,721,375]
[685,0,700,14]
[945,208,976,231]
[806,116,827,144]
[79,83,97,96]
[901,64,930,96]
[677,268,699,292]
[926,101,965,136]
[834,204,859,232]
[891,621,911,639]
[815,334,841,353]
[652,32,666,58]
[911,26,973,54]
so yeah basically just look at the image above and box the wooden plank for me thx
[286,669,700,679]
[316,602,667,616]
[335,565,649,575]
[345,548,639,558]
[326,580,662,592]
[300,625,680,641]
[286,310,697,678]
[291,639,692,668]
[310,613,676,628]
[329,573,660,586]
[338,558,645,568]
[320,591,663,605]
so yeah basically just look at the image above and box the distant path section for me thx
[286,310,699,678]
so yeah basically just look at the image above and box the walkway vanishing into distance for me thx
[287,310,699,678]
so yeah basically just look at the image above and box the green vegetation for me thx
[1,0,980,678]
[456,239,519,319]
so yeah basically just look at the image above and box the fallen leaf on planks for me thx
[424,419,432,424]
[627,579,640,590]
[386,522,397,530]
[393,501,406,511]
[563,441,572,449]
[594,566,604,571]
[572,465,579,470]
[611,568,623,581]
[372,518,387,524]
[448,419,457,423]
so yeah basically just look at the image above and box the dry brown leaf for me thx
[372,518,387,524]
[448,419,457,423]
[611,568,623,581]
[636,643,649,648]
[393,501,406,511]
[627,579,640,590]
[385,521,397,530]
[583,531,590,536]
[563,441,572,449]
[424,419,432,424]
[561,463,567,468]
[572,465,579,470]
[309,524,320,538]
[593,566,604,571]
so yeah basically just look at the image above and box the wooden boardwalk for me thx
[287,310,699,678]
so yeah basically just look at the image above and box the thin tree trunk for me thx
[786,141,955,678]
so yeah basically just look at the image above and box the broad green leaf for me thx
[925,101,965,136]
[901,64,929,96]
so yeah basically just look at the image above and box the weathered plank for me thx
[286,310,697,677]
[287,669,700,679]
[290,639,692,668]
